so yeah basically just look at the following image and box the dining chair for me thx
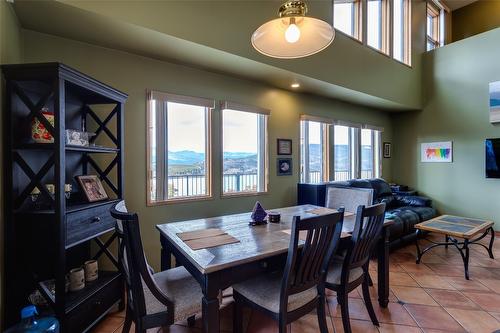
[325,186,374,215]
[232,210,345,333]
[110,201,202,333]
[325,203,386,333]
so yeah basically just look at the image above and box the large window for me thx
[221,103,268,195]
[300,120,329,183]
[300,117,382,183]
[334,0,362,40]
[334,0,411,64]
[333,125,355,181]
[367,0,381,50]
[147,91,213,204]
[393,0,411,64]
[427,1,442,51]
[360,128,381,179]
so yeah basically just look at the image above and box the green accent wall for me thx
[20,29,393,270]
[13,0,427,110]
[392,27,500,230]
[0,1,22,328]
[452,0,500,42]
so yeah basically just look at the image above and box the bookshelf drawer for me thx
[66,202,116,247]
[66,272,122,333]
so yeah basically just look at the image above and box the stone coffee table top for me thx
[415,215,494,239]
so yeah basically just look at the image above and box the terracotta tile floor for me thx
[92,233,500,333]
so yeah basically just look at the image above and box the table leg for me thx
[463,239,470,280]
[377,227,390,308]
[160,235,172,271]
[202,289,220,333]
[415,229,422,264]
[488,227,495,259]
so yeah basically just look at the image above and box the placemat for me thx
[177,228,226,241]
[184,234,240,250]
[306,207,354,217]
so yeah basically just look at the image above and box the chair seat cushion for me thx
[145,266,202,322]
[233,271,317,314]
[326,262,364,286]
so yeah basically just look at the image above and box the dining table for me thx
[156,204,393,333]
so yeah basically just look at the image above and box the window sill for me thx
[221,191,268,199]
[147,195,213,206]
[335,29,363,45]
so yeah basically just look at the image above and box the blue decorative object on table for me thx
[250,201,268,225]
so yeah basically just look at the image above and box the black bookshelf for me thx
[2,63,127,332]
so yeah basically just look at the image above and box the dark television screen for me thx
[486,138,500,178]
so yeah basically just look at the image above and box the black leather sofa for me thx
[326,178,437,249]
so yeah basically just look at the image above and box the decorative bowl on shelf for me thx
[31,107,54,143]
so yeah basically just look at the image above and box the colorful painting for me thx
[490,81,500,123]
[421,141,453,163]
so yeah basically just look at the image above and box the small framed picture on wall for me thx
[277,139,292,155]
[277,158,292,176]
[383,142,391,158]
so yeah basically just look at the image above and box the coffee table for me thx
[414,215,495,279]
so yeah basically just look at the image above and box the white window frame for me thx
[426,0,445,51]
[333,121,383,181]
[221,101,269,196]
[333,0,363,41]
[300,117,331,183]
[360,126,383,179]
[392,0,412,65]
[146,90,214,205]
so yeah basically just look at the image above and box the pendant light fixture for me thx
[251,0,335,59]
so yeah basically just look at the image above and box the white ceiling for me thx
[442,0,479,11]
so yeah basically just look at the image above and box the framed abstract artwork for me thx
[421,141,453,163]
[490,81,500,124]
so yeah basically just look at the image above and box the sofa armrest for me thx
[394,195,432,207]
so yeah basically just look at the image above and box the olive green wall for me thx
[392,27,500,230]
[452,0,500,42]
[0,0,23,327]
[21,29,393,270]
[30,0,427,110]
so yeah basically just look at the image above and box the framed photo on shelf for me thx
[76,175,108,202]
[383,142,391,158]
[277,139,292,155]
[277,158,292,176]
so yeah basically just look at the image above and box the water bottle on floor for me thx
[4,305,59,333]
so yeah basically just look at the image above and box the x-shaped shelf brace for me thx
[13,152,56,209]
[85,105,119,146]
[87,155,119,196]
[12,81,56,139]
[92,234,119,269]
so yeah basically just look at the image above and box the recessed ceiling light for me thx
[291,83,300,88]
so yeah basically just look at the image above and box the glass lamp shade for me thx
[252,16,335,59]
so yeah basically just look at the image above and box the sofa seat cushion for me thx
[386,208,421,239]
[399,206,437,222]
[233,271,317,314]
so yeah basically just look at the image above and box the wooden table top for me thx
[156,204,393,274]
[415,215,494,239]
